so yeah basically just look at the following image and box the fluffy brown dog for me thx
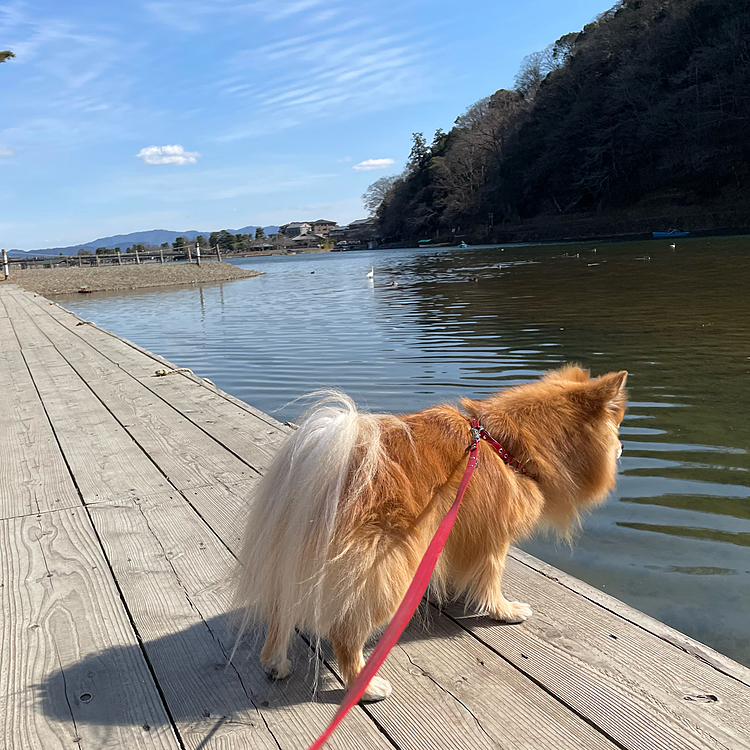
[235,365,627,701]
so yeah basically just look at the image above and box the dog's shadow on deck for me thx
[38,605,498,731]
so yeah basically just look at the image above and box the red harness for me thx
[469,418,526,474]
[306,419,526,750]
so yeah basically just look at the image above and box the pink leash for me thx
[307,419,493,750]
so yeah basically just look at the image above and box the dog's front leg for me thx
[467,541,533,624]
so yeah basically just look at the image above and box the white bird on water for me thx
[366,267,374,279]
[670,243,676,249]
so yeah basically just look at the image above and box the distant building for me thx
[310,219,337,236]
[291,233,324,248]
[330,218,377,241]
[279,222,312,238]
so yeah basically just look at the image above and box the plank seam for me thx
[396,643,496,746]
[0,502,110,523]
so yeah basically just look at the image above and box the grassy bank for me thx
[2,260,261,296]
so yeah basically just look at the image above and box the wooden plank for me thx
[138,376,288,473]
[0,349,81,519]
[86,491,395,750]
[0,292,21,351]
[19,344,171,503]
[1,293,55,350]
[509,547,750,688]
[182,480,260,554]
[0,508,179,750]
[443,558,750,750]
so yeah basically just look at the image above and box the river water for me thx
[57,236,750,666]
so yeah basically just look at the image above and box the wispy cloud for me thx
[136,145,200,165]
[143,0,338,31]
[0,146,16,158]
[208,3,440,139]
[353,158,394,171]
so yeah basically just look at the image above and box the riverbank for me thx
[2,260,261,296]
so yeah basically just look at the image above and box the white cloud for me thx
[0,147,17,158]
[136,145,200,165]
[352,158,394,171]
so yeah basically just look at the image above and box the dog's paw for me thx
[360,675,392,703]
[489,600,533,624]
[261,656,292,680]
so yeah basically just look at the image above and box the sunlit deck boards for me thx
[1,282,749,750]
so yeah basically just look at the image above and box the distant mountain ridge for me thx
[7,226,280,256]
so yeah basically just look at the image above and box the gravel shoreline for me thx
[3,261,262,296]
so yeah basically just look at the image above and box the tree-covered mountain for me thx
[371,0,750,242]
[9,226,280,256]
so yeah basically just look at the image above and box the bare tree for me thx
[362,175,398,216]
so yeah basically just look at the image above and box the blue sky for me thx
[1,0,611,250]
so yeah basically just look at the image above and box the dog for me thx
[234,365,627,701]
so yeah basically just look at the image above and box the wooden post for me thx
[77,255,82,267]
[117,250,122,266]
[187,245,192,262]
[135,246,141,265]
[96,254,101,266]
[195,242,201,267]
[215,245,222,262]
[2,248,8,280]
[160,248,164,264]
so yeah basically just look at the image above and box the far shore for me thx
[2,260,262,296]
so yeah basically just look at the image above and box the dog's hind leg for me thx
[260,612,293,679]
[329,620,392,702]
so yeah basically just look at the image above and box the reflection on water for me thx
[58,236,750,666]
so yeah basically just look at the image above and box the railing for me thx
[1,246,227,270]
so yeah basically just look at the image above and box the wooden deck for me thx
[1,282,749,750]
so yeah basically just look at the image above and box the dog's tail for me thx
[233,390,396,650]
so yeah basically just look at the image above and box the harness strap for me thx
[470,418,526,474]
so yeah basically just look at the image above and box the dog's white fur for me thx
[233,392,406,685]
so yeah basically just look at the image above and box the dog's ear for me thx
[459,397,481,416]
[589,370,628,414]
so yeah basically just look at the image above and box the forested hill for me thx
[369,0,750,243]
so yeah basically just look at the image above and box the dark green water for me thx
[58,236,750,665]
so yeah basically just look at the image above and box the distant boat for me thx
[459,242,468,248]
[652,229,690,238]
